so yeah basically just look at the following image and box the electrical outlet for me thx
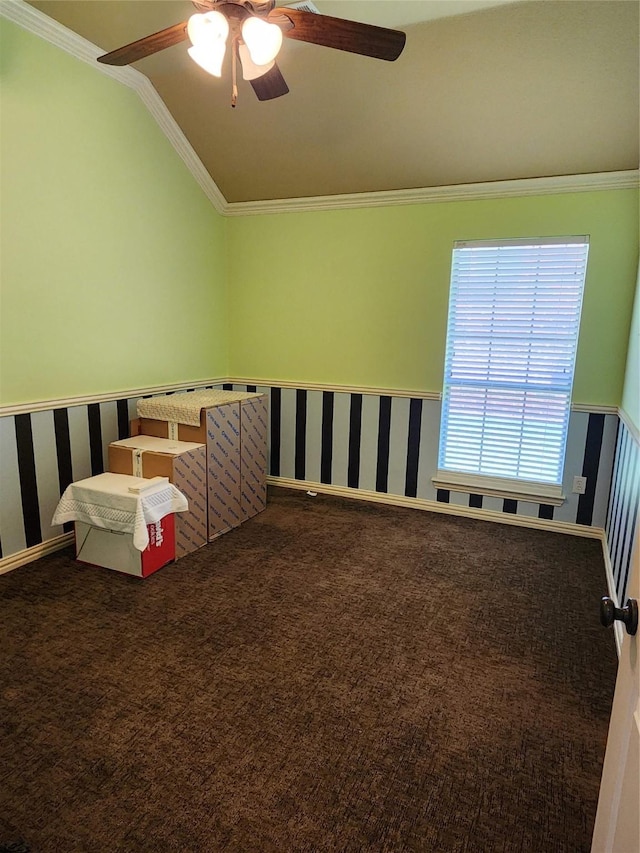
[573,475,587,494]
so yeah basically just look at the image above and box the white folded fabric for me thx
[137,389,259,427]
[52,472,188,551]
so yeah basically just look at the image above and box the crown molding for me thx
[1,0,117,70]
[0,0,227,213]
[134,77,227,212]
[2,0,638,218]
[224,170,640,216]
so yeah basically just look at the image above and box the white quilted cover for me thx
[137,389,259,427]
[52,472,188,551]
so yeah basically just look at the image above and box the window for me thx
[436,237,589,503]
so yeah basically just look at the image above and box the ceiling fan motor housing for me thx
[193,0,277,17]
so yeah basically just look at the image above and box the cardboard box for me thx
[204,402,243,538]
[133,392,268,540]
[133,403,241,540]
[108,436,207,559]
[75,515,175,578]
[239,395,268,521]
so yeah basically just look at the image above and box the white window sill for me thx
[432,471,565,506]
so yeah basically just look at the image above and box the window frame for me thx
[434,236,590,504]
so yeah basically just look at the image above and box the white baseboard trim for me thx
[268,476,605,539]
[0,469,621,678]
[0,533,74,575]
[0,481,610,583]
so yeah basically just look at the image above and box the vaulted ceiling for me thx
[25,0,640,203]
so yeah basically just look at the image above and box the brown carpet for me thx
[1,487,617,853]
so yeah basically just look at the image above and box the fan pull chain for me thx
[231,37,238,108]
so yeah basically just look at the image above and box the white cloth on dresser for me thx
[137,389,259,427]
[52,472,188,551]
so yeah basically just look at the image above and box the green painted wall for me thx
[0,20,227,407]
[227,190,639,407]
[2,19,637,413]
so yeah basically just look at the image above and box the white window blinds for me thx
[438,238,589,487]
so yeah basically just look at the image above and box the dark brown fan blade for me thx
[97,21,189,66]
[270,8,405,61]
[250,63,290,100]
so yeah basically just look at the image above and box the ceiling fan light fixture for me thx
[188,43,226,77]
[187,11,228,76]
[187,11,228,47]
[238,43,275,81]
[241,16,283,67]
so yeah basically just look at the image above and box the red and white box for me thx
[52,472,188,578]
[74,516,175,578]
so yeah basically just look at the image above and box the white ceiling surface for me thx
[25,0,640,203]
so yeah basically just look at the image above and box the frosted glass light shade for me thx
[238,43,275,80]
[187,12,205,45]
[188,44,226,77]
[241,16,283,66]
[188,11,229,47]
[187,11,229,77]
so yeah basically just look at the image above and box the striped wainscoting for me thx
[1,400,132,562]
[605,415,639,605]
[0,385,223,568]
[232,384,618,529]
[0,381,622,570]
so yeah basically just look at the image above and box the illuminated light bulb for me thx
[187,12,206,46]
[238,43,275,81]
[188,44,226,77]
[188,11,229,47]
[187,11,229,77]
[241,16,283,67]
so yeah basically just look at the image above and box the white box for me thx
[75,516,175,578]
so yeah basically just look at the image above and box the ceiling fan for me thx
[97,0,406,105]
